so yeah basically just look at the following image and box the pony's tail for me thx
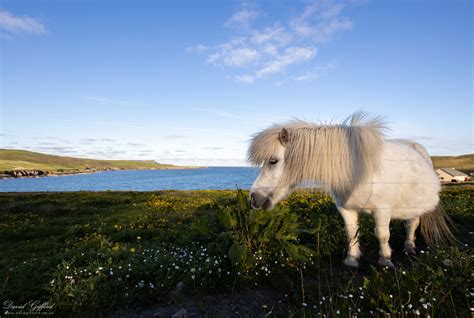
[420,203,456,247]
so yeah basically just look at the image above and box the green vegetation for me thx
[0,149,182,172]
[0,189,472,316]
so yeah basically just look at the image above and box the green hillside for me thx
[432,154,474,172]
[0,149,179,172]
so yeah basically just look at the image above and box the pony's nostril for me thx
[250,193,257,206]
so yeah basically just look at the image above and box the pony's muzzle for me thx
[250,192,274,210]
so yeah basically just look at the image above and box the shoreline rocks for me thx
[0,166,206,179]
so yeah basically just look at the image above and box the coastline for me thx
[0,166,206,179]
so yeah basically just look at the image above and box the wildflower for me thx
[443,259,453,267]
[130,248,136,253]
[302,302,307,307]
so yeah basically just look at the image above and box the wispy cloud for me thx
[82,96,133,106]
[204,147,224,150]
[290,1,352,43]
[162,134,185,139]
[197,109,286,124]
[0,9,46,35]
[225,7,260,29]
[189,0,354,83]
[293,61,337,81]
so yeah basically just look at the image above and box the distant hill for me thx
[0,149,190,177]
[431,154,474,172]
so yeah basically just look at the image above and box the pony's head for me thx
[248,127,294,210]
[247,114,386,210]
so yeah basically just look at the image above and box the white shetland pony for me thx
[248,113,454,268]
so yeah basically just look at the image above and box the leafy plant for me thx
[195,190,317,272]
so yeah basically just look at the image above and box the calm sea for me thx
[0,167,261,192]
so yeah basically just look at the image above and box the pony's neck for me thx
[282,124,384,197]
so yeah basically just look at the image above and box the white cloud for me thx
[250,26,291,46]
[235,74,256,83]
[185,44,208,54]
[256,46,317,78]
[189,0,354,83]
[223,47,260,67]
[225,8,260,28]
[290,1,352,43]
[293,61,337,81]
[0,9,45,34]
[82,96,131,106]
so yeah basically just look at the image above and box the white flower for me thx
[443,259,453,267]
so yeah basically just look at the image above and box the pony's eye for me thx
[269,159,279,165]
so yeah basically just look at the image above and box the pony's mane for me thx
[248,112,387,196]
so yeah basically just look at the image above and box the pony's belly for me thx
[341,140,441,220]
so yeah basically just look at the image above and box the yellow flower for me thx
[130,247,136,253]
[137,236,141,240]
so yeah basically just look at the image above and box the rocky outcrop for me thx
[3,170,50,178]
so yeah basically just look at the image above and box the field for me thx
[0,189,472,317]
[0,149,182,173]
[432,154,474,174]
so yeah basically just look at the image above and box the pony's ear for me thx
[279,128,289,145]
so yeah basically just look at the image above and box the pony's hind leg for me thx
[374,210,395,269]
[404,217,420,255]
[338,207,361,268]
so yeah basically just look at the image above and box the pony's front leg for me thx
[338,207,361,268]
[404,217,420,255]
[374,210,395,269]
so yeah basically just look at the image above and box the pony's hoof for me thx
[378,257,395,269]
[404,242,417,255]
[403,248,417,256]
[343,256,359,268]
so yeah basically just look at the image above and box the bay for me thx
[0,167,260,192]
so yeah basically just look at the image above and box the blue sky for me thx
[0,0,472,166]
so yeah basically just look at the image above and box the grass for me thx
[0,149,182,172]
[0,189,472,316]
[432,154,474,173]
